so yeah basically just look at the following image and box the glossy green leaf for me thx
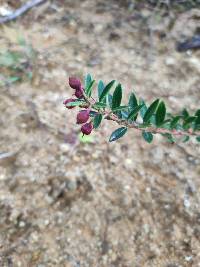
[99,80,115,102]
[183,116,196,129]
[139,98,147,118]
[127,104,144,120]
[129,92,137,109]
[109,127,127,142]
[195,109,200,117]
[182,108,189,119]
[194,113,200,130]
[85,80,95,97]
[156,101,166,126]
[142,131,153,143]
[93,114,103,129]
[85,74,92,88]
[112,84,122,110]
[98,80,104,97]
[170,116,182,129]
[143,99,160,123]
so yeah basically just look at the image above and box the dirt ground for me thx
[0,0,200,266]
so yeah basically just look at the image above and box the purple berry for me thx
[81,122,93,135]
[69,77,81,90]
[77,110,90,124]
[75,88,83,99]
[63,98,76,109]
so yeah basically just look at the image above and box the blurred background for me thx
[0,0,200,266]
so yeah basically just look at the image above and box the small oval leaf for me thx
[85,74,92,88]
[127,104,144,120]
[156,101,166,126]
[109,127,127,142]
[112,83,122,110]
[170,116,182,129]
[129,92,137,109]
[99,80,115,102]
[85,80,95,97]
[139,98,148,118]
[98,80,104,97]
[143,99,160,123]
[142,131,153,143]
[93,114,103,129]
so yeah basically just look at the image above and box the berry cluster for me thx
[63,77,93,135]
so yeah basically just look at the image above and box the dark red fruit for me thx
[63,98,76,109]
[69,77,81,90]
[77,110,90,124]
[81,122,93,135]
[75,88,84,98]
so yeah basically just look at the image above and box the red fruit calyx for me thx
[81,122,93,135]
[77,110,90,124]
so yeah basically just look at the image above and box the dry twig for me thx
[0,0,47,24]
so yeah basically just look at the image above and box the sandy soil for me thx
[0,1,200,266]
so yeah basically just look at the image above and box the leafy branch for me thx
[64,74,200,144]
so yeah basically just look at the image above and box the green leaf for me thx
[142,131,153,143]
[183,116,196,129]
[85,80,95,97]
[112,83,122,110]
[139,98,148,118]
[196,136,200,142]
[195,109,200,117]
[182,108,189,119]
[143,99,160,123]
[93,114,103,129]
[127,104,144,120]
[129,92,137,109]
[66,100,86,107]
[99,80,115,102]
[98,80,104,95]
[194,114,200,130]
[109,127,127,142]
[85,74,92,88]
[170,116,182,129]
[93,102,107,109]
[112,106,128,112]
[156,101,166,126]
